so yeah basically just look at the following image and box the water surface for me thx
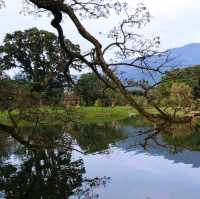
[0,118,200,199]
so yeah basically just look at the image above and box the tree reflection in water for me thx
[0,125,110,199]
[126,118,200,153]
[69,122,127,154]
[0,117,200,198]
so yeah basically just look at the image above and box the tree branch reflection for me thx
[0,126,110,199]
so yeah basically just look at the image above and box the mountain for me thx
[116,43,200,84]
[169,43,200,66]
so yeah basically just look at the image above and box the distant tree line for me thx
[162,65,200,99]
[148,65,200,117]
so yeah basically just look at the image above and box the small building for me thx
[63,93,81,107]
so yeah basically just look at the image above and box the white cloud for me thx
[1,0,200,50]
[127,0,200,49]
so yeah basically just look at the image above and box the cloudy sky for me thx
[1,0,200,51]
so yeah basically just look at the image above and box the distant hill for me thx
[168,43,200,66]
[162,65,200,87]
[116,43,200,84]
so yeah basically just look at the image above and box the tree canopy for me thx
[73,73,105,106]
[162,65,200,89]
[0,27,81,86]
[157,65,200,100]
[0,28,81,104]
[73,72,126,106]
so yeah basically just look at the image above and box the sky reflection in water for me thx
[0,118,200,199]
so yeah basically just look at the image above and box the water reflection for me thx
[0,126,110,199]
[115,119,200,168]
[69,122,127,154]
[0,117,200,198]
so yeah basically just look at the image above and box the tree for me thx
[169,83,193,116]
[73,72,126,106]
[161,65,200,90]
[193,80,200,99]
[73,73,105,106]
[0,79,35,112]
[151,66,200,112]
[104,88,127,106]
[0,28,80,104]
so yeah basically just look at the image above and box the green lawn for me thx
[1,106,198,126]
[74,106,137,123]
[0,106,137,126]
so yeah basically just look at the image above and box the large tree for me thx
[0,28,80,103]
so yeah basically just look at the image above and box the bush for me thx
[94,99,103,107]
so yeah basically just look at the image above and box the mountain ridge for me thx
[116,43,200,83]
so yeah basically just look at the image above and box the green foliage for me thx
[162,65,200,91]
[0,28,80,104]
[169,82,193,112]
[73,73,104,106]
[70,122,127,153]
[149,66,199,113]
[74,106,136,123]
[40,80,64,105]
[0,79,35,111]
[163,123,200,151]
[149,81,194,115]
[94,99,103,107]
[104,88,127,106]
[74,73,127,106]
[193,80,200,99]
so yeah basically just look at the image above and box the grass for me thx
[74,106,137,123]
[0,106,137,126]
[0,111,9,125]
[0,106,198,126]
[36,106,137,123]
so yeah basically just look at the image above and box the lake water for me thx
[0,117,200,199]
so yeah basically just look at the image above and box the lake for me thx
[0,117,200,199]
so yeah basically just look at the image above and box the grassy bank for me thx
[1,106,198,126]
[74,106,137,123]
[0,106,137,126]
